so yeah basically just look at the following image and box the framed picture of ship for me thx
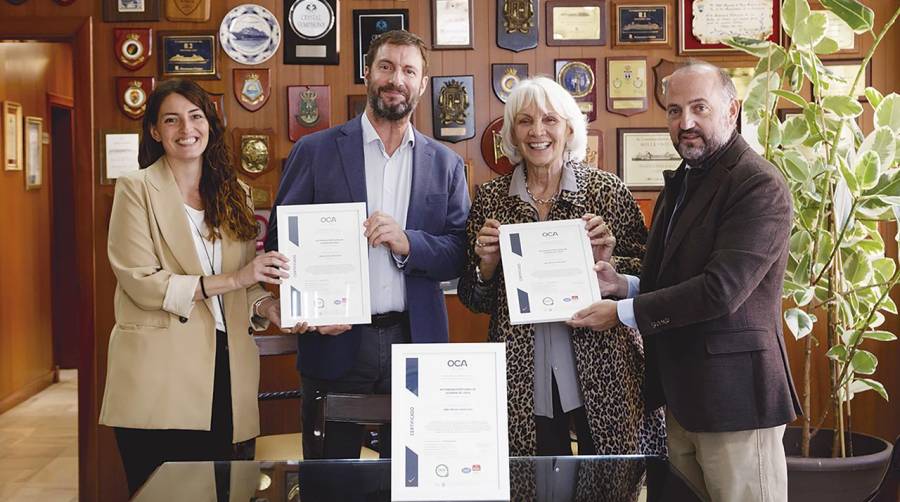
[617,127,681,189]
[159,32,220,79]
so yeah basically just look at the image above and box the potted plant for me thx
[726,0,898,500]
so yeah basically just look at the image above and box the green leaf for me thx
[841,328,861,346]
[822,96,864,118]
[866,169,900,198]
[865,87,884,109]
[820,0,875,33]
[874,94,900,133]
[782,0,812,37]
[744,72,781,112]
[854,151,881,191]
[773,90,808,108]
[794,12,829,47]
[785,308,815,340]
[759,117,783,149]
[844,249,872,283]
[857,378,889,401]
[814,37,840,55]
[793,287,816,307]
[786,64,803,93]
[851,349,877,374]
[754,48,788,75]
[826,344,848,361]
[782,150,810,180]
[859,127,896,170]
[724,37,777,58]
[881,296,898,315]
[862,330,897,342]
[782,116,810,146]
[838,157,859,195]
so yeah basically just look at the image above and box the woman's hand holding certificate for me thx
[497,219,602,325]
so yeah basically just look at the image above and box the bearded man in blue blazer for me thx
[265,30,470,459]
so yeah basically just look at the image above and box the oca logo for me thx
[320,216,337,223]
[447,359,468,367]
[541,231,559,237]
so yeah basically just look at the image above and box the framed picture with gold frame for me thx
[546,0,607,46]
[611,0,671,49]
[3,101,23,171]
[24,116,43,190]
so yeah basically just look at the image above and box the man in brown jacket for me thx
[569,62,801,501]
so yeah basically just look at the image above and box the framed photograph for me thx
[24,116,43,190]
[3,101,23,171]
[283,0,339,65]
[158,32,220,79]
[606,56,648,116]
[818,59,870,102]
[617,128,681,190]
[611,1,671,48]
[546,0,607,46]
[432,0,474,50]
[353,9,408,84]
[99,130,141,185]
[678,0,781,55]
[103,0,160,22]
[347,94,367,120]
[584,129,604,170]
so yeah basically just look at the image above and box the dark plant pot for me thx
[784,426,893,502]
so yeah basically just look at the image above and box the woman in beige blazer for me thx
[100,79,289,495]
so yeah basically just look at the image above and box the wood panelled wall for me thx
[0,1,898,501]
[0,42,73,414]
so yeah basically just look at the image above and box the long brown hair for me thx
[138,79,256,241]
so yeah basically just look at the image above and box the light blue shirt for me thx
[616,275,642,329]
[360,112,415,314]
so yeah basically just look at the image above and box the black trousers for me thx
[114,330,234,496]
[301,320,410,460]
[534,375,597,456]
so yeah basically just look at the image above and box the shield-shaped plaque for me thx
[431,76,475,144]
[114,28,152,71]
[116,77,155,120]
[555,58,598,123]
[497,0,539,52]
[480,117,515,176]
[287,85,331,141]
[166,0,210,22]
[232,128,275,178]
[491,64,528,103]
[652,59,680,110]
[233,69,271,112]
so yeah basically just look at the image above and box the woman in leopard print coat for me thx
[458,77,665,462]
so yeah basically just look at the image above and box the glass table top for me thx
[132,455,703,502]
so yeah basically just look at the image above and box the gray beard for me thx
[369,92,415,121]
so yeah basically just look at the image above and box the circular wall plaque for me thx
[219,4,281,65]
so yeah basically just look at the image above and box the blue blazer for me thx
[266,116,471,379]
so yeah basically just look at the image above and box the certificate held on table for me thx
[276,202,372,328]
[498,219,602,325]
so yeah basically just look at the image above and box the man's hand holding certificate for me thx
[498,219,602,325]
[276,203,372,328]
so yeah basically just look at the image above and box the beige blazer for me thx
[99,157,270,442]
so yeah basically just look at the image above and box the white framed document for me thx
[276,202,371,328]
[498,219,602,325]
[391,343,510,502]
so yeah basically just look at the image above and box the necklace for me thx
[184,206,226,322]
[523,166,560,205]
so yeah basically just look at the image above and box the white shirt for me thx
[184,205,225,332]
[360,112,415,314]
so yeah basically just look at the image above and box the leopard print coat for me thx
[458,164,666,458]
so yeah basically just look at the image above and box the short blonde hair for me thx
[500,76,587,165]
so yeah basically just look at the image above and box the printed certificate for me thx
[391,343,510,501]
[276,202,371,327]
[498,219,602,325]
